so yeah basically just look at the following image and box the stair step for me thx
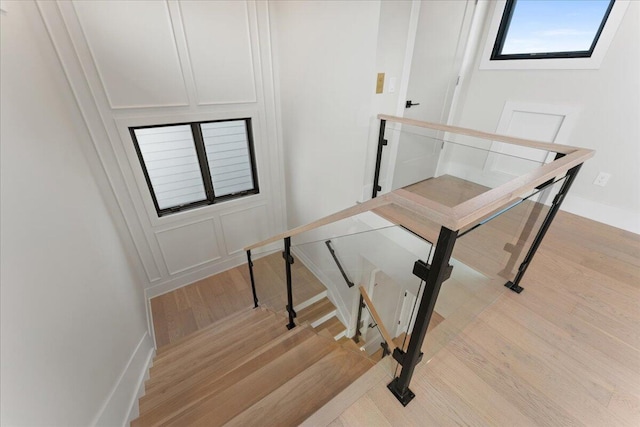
[153,307,272,364]
[137,326,318,421]
[295,297,335,325]
[314,315,346,338]
[146,312,282,390]
[340,337,363,353]
[155,306,260,356]
[149,333,340,426]
[142,316,297,406]
[225,346,374,427]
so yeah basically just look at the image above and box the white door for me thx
[389,0,476,190]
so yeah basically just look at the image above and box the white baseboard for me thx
[92,332,154,427]
[562,194,640,235]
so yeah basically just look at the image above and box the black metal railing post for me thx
[283,237,296,329]
[372,119,387,198]
[505,163,583,293]
[246,250,259,308]
[387,226,458,406]
[354,294,364,343]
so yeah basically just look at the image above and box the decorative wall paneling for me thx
[72,1,189,109]
[179,0,257,105]
[38,1,287,341]
[156,218,222,275]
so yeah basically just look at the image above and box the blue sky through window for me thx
[502,0,612,55]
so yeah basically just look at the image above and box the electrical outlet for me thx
[593,172,611,187]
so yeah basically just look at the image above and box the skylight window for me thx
[491,0,615,60]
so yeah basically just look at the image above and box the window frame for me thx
[129,117,259,217]
[490,0,615,61]
[478,0,630,70]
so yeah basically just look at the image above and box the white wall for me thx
[0,1,151,425]
[452,1,640,233]
[270,0,381,227]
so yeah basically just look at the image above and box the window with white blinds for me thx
[130,119,258,216]
[201,121,255,197]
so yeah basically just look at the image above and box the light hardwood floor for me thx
[150,251,326,348]
[149,209,638,425]
[329,211,640,426]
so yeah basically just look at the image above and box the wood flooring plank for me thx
[431,348,536,426]
[149,296,170,349]
[147,312,278,382]
[138,327,317,422]
[464,317,627,426]
[145,318,286,396]
[154,307,257,357]
[497,294,639,397]
[226,347,373,427]
[479,298,616,406]
[297,297,335,324]
[515,285,640,380]
[161,334,338,426]
[301,363,389,427]
[328,394,392,427]
[324,316,347,337]
[447,334,582,426]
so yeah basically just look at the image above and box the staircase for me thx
[132,306,372,426]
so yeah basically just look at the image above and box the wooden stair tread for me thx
[226,346,374,427]
[152,333,340,426]
[148,310,278,379]
[135,327,320,424]
[135,303,376,427]
[140,321,313,411]
[153,307,272,364]
[296,297,335,324]
[314,315,345,337]
[337,336,363,352]
[155,306,261,356]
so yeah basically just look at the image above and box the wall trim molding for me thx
[92,332,154,427]
[144,251,249,301]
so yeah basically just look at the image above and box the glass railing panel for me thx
[289,212,433,368]
[250,246,289,313]
[378,123,557,204]
[415,177,566,363]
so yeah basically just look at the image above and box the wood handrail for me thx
[378,114,578,154]
[244,118,594,250]
[244,193,393,251]
[359,286,396,354]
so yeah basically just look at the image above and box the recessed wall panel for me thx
[180,1,257,104]
[73,1,189,108]
[220,205,268,255]
[156,219,221,275]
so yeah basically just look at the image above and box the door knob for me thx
[405,100,420,108]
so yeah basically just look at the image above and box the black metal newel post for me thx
[387,226,458,406]
[246,250,259,308]
[505,163,583,293]
[283,237,296,329]
[372,119,387,198]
